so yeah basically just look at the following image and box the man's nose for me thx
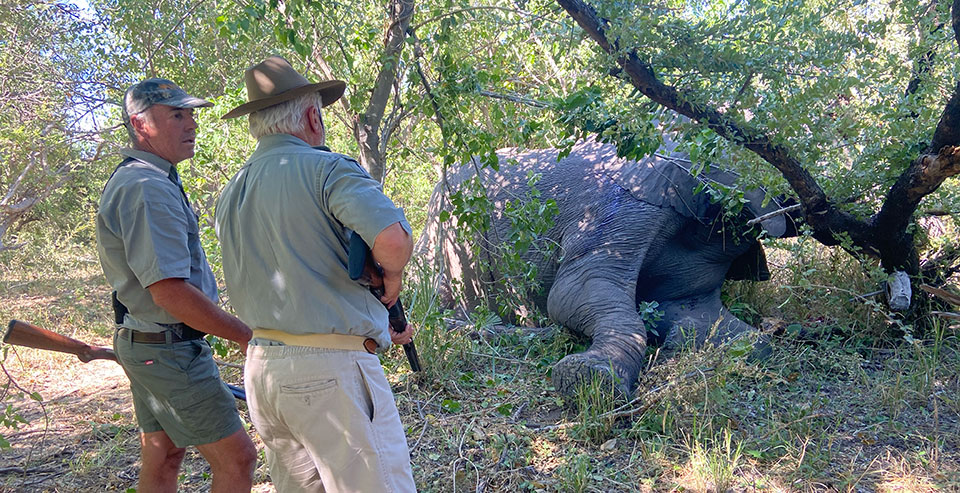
[185,112,198,129]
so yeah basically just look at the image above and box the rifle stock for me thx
[5,320,117,363]
[348,232,423,372]
[4,319,247,401]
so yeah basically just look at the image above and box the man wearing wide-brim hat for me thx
[215,56,417,492]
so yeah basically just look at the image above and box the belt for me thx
[252,328,378,354]
[117,326,205,344]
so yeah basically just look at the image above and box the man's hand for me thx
[390,323,415,346]
[379,270,403,308]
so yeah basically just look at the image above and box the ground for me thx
[0,239,958,492]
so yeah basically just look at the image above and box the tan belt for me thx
[252,328,379,354]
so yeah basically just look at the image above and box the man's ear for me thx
[130,113,148,135]
[306,106,322,134]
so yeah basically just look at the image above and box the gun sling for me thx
[252,328,378,354]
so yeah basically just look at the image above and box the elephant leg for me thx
[655,291,769,359]
[546,209,668,399]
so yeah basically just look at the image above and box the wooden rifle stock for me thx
[347,232,423,372]
[5,319,117,363]
[3,319,247,401]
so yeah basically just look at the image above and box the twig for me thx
[745,204,802,226]
[465,351,535,365]
[847,290,883,303]
[757,412,830,441]
[477,90,550,108]
[0,351,49,465]
[921,284,960,305]
[930,311,960,320]
[141,0,209,74]
[0,466,58,475]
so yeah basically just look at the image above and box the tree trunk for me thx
[351,0,414,182]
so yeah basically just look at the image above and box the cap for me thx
[122,78,213,125]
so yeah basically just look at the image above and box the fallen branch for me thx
[930,311,960,320]
[0,466,59,475]
[920,284,960,305]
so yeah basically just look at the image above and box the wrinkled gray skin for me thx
[416,137,791,398]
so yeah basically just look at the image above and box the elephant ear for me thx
[725,239,771,281]
[591,139,714,222]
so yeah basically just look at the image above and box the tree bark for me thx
[352,0,414,182]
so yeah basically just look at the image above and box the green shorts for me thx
[113,330,243,448]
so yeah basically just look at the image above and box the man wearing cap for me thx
[96,78,257,492]
[216,56,416,492]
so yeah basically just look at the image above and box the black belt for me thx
[117,325,205,344]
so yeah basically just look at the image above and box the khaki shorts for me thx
[245,344,416,492]
[113,330,243,448]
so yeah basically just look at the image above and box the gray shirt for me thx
[96,148,219,332]
[215,134,411,349]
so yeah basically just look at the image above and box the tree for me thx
[0,1,120,251]
[551,0,960,302]
[222,0,415,182]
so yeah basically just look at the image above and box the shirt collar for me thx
[255,133,312,154]
[119,148,175,175]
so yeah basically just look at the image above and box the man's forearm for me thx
[147,278,252,344]
[371,222,413,274]
[371,222,413,305]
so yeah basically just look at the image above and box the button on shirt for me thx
[96,148,219,332]
[215,134,411,350]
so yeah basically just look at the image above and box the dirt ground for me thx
[0,339,274,492]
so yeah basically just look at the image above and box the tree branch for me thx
[555,0,875,252]
[477,90,550,108]
[869,2,960,270]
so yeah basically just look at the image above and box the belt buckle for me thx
[363,338,378,354]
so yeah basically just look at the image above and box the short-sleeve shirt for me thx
[96,148,219,333]
[215,134,411,349]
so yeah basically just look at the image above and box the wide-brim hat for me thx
[222,56,346,120]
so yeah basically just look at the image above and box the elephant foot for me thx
[661,315,772,363]
[551,351,638,402]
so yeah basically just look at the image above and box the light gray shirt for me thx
[96,148,219,332]
[215,134,411,349]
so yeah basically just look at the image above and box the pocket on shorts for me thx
[279,378,338,394]
[171,340,207,372]
[356,358,389,423]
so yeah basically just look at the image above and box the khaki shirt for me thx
[215,134,411,349]
[96,149,219,332]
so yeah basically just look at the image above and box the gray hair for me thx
[248,92,323,139]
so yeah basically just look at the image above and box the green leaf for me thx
[441,399,462,413]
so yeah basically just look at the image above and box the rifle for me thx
[347,231,422,372]
[3,319,246,401]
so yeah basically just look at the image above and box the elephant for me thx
[415,135,795,398]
